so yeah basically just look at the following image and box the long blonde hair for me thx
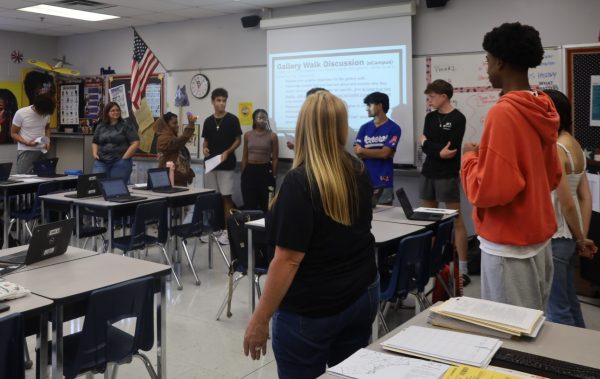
[292,91,360,225]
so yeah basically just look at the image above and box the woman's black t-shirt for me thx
[267,157,377,318]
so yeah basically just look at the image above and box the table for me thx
[7,251,171,379]
[0,294,53,379]
[244,219,427,323]
[1,176,77,249]
[318,307,600,378]
[0,245,97,273]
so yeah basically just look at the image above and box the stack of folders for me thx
[429,297,545,338]
[381,326,502,368]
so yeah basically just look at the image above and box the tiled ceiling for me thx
[0,0,336,36]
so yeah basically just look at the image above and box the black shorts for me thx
[419,176,460,203]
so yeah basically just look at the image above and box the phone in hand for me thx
[0,303,9,313]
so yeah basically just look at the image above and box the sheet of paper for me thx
[381,326,502,368]
[443,365,546,379]
[587,173,599,212]
[204,154,222,174]
[435,297,543,332]
[327,348,449,379]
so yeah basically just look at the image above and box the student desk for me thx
[40,192,163,253]
[0,245,98,273]
[244,218,427,325]
[318,307,600,378]
[6,250,172,379]
[372,205,456,226]
[1,175,77,249]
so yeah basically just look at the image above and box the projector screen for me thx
[267,16,413,164]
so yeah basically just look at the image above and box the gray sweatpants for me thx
[480,244,554,311]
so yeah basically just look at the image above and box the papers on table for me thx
[327,348,449,379]
[428,312,514,340]
[0,280,30,300]
[430,297,545,337]
[413,207,458,215]
[204,154,222,174]
[381,326,502,368]
[443,365,548,379]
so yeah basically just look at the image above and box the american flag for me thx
[131,31,158,112]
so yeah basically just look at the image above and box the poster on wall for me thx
[238,102,253,126]
[60,84,79,125]
[0,81,21,144]
[145,83,161,117]
[109,84,129,119]
[83,81,103,120]
[591,75,600,127]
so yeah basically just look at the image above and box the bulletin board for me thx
[108,73,164,155]
[565,43,600,154]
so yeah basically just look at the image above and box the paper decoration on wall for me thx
[27,58,80,77]
[109,84,130,119]
[10,50,23,63]
[238,102,253,126]
[83,80,103,120]
[60,84,79,125]
[100,66,115,75]
[174,85,189,107]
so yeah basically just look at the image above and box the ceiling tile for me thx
[201,1,261,14]
[0,0,36,9]
[167,7,226,19]
[239,0,306,7]
[100,0,189,11]
[136,12,189,23]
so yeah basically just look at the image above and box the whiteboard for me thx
[414,47,562,163]
[165,66,267,160]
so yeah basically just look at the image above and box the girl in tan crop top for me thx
[241,109,279,212]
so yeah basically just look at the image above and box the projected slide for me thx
[269,45,407,132]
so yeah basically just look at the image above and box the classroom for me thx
[1,0,600,378]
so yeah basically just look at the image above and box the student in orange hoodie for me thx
[461,22,562,311]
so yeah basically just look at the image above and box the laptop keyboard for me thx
[0,250,28,264]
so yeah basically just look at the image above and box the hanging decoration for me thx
[10,50,23,63]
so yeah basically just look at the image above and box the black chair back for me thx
[0,313,25,379]
[64,277,154,378]
[131,200,168,248]
[195,192,224,232]
[226,210,269,271]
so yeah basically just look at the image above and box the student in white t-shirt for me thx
[10,94,54,174]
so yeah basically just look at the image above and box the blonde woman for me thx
[243,92,379,378]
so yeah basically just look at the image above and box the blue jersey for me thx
[355,119,401,188]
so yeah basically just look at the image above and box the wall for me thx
[0,32,58,164]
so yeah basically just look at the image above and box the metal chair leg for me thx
[215,274,244,320]
[133,353,159,379]
[110,363,119,379]
[211,234,230,269]
[254,275,262,299]
[181,240,200,286]
[377,309,390,334]
[159,244,182,290]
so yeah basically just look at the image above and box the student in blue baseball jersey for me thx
[354,92,401,205]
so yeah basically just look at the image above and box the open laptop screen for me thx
[100,178,129,198]
[148,169,171,189]
[396,188,415,217]
[0,162,12,180]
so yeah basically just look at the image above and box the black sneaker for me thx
[461,273,471,287]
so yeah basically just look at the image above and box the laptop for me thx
[396,188,444,221]
[0,162,21,185]
[147,168,188,193]
[33,158,67,178]
[64,173,106,199]
[98,178,147,203]
[0,219,74,266]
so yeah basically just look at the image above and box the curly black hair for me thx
[544,89,572,134]
[482,22,544,70]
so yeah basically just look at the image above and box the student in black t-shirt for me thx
[420,79,469,284]
[201,88,242,245]
[243,91,379,379]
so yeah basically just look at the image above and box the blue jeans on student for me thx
[93,158,133,182]
[272,274,380,379]
[547,238,586,328]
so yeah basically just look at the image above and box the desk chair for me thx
[112,200,183,290]
[425,218,455,303]
[8,181,60,242]
[216,210,269,320]
[378,230,432,334]
[169,194,213,286]
[56,277,156,379]
[0,313,25,379]
[191,192,228,270]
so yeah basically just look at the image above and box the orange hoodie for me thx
[461,90,562,246]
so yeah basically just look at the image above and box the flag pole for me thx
[131,27,168,72]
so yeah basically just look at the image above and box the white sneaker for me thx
[217,232,229,245]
